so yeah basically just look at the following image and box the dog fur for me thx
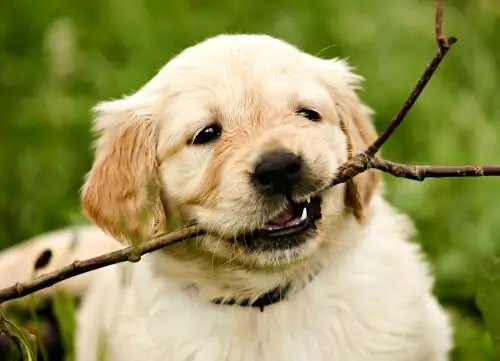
[1,34,452,361]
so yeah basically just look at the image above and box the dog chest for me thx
[101,277,433,361]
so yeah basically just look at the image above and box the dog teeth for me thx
[305,196,311,203]
[264,224,281,230]
[299,207,308,221]
[263,207,308,231]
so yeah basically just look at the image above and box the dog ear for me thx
[81,98,166,244]
[323,58,382,221]
[341,99,381,222]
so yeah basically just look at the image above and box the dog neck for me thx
[145,246,324,310]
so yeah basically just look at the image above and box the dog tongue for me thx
[267,206,295,226]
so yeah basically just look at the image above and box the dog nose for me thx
[252,151,303,193]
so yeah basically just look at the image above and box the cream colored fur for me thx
[0,34,452,361]
[0,225,123,307]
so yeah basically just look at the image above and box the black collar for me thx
[211,283,292,312]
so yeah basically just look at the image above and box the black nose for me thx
[252,150,303,193]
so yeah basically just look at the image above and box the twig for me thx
[371,158,500,180]
[0,225,204,303]
[435,0,449,48]
[364,38,456,156]
[365,0,456,156]
[0,0,499,305]
[331,154,500,186]
[330,0,500,185]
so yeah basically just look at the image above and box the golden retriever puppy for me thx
[2,34,453,361]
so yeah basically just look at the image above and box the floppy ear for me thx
[325,58,382,221]
[341,99,381,221]
[81,99,166,244]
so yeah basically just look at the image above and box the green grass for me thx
[1,0,499,359]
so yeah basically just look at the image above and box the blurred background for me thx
[0,0,499,359]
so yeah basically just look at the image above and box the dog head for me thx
[81,34,380,271]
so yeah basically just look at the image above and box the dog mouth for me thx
[235,196,322,250]
[261,196,322,237]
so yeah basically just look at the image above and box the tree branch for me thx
[372,158,500,181]
[0,225,205,303]
[1,0,499,305]
[365,0,456,157]
[330,0,500,185]
[331,153,500,186]
[435,0,450,48]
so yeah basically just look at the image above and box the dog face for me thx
[82,34,380,269]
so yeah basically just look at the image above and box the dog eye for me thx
[296,108,321,122]
[192,124,222,145]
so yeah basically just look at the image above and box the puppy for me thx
[2,34,453,361]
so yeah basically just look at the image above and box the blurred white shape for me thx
[44,17,78,81]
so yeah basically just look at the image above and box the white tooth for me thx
[305,196,311,203]
[299,207,308,221]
